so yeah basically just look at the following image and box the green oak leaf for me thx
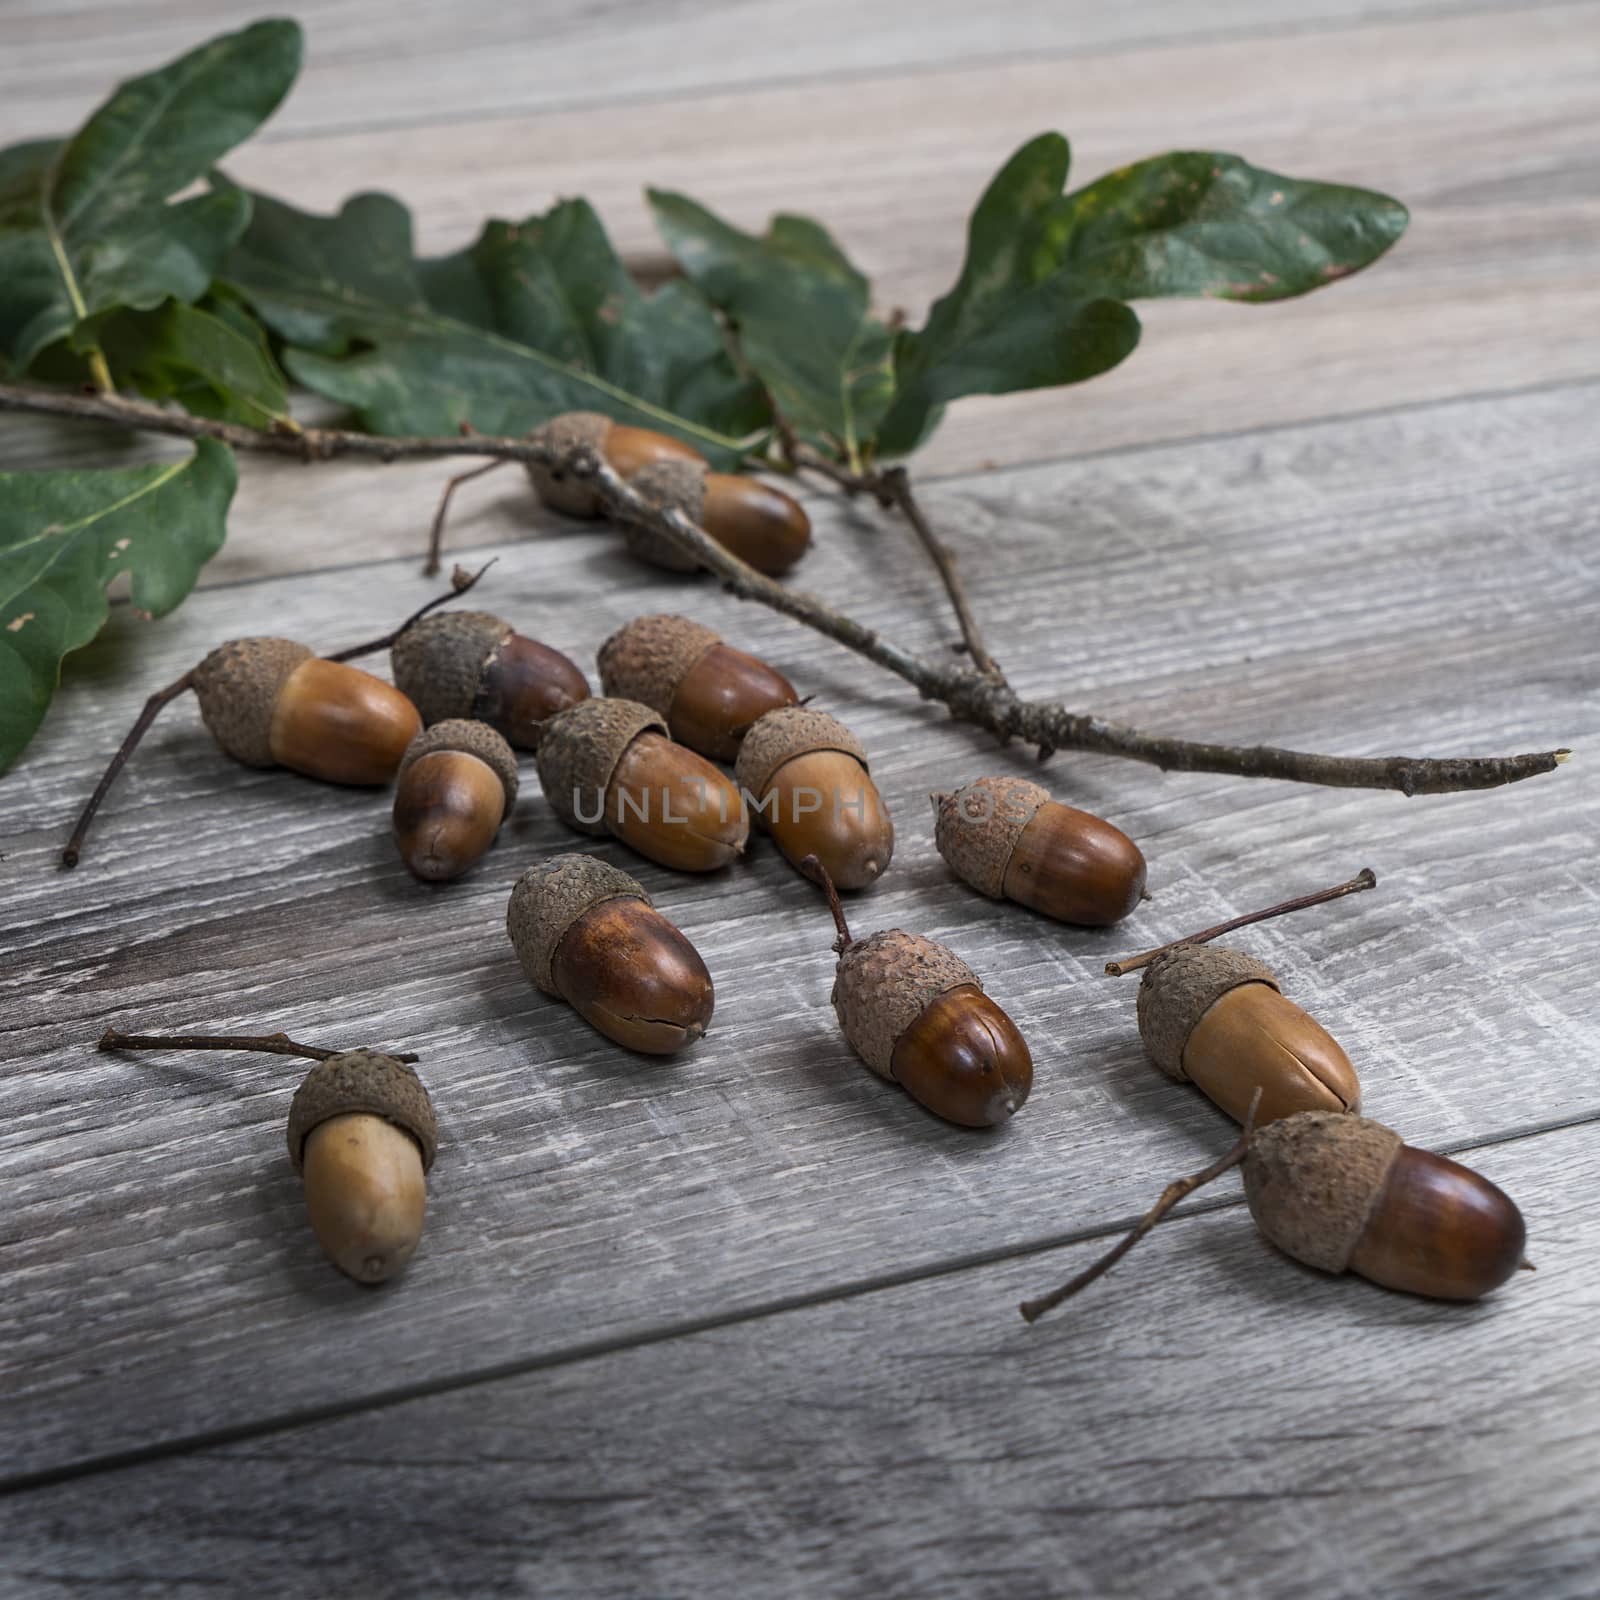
[220,185,768,465]
[0,19,302,378]
[648,190,894,466]
[0,440,236,772]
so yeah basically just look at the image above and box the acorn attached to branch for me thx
[525,411,707,519]
[621,458,812,577]
[535,697,748,872]
[392,719,519,881]
[932,777,1146,927]
[736,706,894,890]
[597,614,800,762]
[507,854,714,1053]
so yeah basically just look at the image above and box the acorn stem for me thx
[326,560,495,664]
[1104,868,1378,977]
[800,853,853,952]
[98,1028,420,1064]
[1019,1090,1262,1323]
[61,668,197,869]
[424,457,509,576]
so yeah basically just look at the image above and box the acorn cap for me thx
[286,1050,438,1175]
[391,610,512,727]
[398,718,520,811]
[832,929,981,1081]
[534,697,667,834]
[527,411,613,517]
[617,458,708,573]
[597,614,720,717]
[931,777,1052,899]
[1244,1111,1403,1274]
[507,852,649,994]
[734,706,869,798]
[1137,944,1281,1082]
[193,637,314,767]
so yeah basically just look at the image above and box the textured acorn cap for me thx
[398,718,520,811]
[597,614,720,717]
[1137,944,1281,1082]
[391,610,512,727]
[506,852,649,994]
[734,705,869,798]
[193,637,314,767]
[1244,1111,1403,1274]
[286,1050,438,1175]
[931,777,1052,899]
[527,411,613,517]
[832,928,981,1081]
[618,458,708,573]
[534,697,667,834]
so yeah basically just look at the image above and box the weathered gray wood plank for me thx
[2,383,1594,1479]
[4,1120,1594,1599]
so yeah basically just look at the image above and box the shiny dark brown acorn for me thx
[932,776,1145,927]
[525,411,708,518]
[736,707,893,890]
[507,853,714,1053]
[597,614,799,762]
[621,458,812,577]
[806,856,1032,1128]
[392,719,519,881]
[391,610,589,750]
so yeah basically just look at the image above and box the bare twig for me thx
[425,459,509,576]
[327,560,494,662]
[1105,868,1379,976]
[4,380,1569,796]
[99,1028,420,1064]
[800,854,854,953]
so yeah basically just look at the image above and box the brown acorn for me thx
[286,1050,438,1285]
[807,857,1032,1128]
[1135,943,1360,1127]
[932,777,1145,927]
[597,614,800,762]
[736,706,893,890]
[621,458,811,577]
[392,719,519,882]
[507,853,714,1053]
[390,610,589,750]
[526,411,707,518]
[1244,1112,1527,1300]
[535,697,747,872]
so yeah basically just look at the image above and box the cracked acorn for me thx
[507,854,714,1053]
[392,719,519,881]
[598,614,799,762]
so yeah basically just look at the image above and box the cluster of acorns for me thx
[82,418,1528,1308]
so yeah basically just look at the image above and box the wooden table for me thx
[4,3,1597,1593]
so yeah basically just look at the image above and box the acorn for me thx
[807,857,1032,1128]
[526,411,707,518]
[1244,1112,1526,1300]
[392,719,519,882]
[1134,943,1360,1127]
[391,610,590,750]
[621,458,812,577]
[932,776,1145,927]
[535,697,748,872]
[597,614,800,762]
[736,706,893,890]
[507,853,714,1053]
[285,1050,438,1285]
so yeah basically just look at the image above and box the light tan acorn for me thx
[391,610,589,750]
[932,776,1145,927]
[807,857,1032,1128]
[286,1050,438,1285]
[597,614,799,762]
[621,458,812,577]
[525,411,707,518]
[736,706,893,890]
[392,719,519,882]
[507,853,714,1053]
[535,697,748,872]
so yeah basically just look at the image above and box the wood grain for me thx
[4,1121,1594,1598]
[3,383,1594,1479]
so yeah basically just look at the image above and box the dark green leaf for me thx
[0,19,302,375]
[648,190,893,463]
[221,186,767,465]
[0,440,236,771]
